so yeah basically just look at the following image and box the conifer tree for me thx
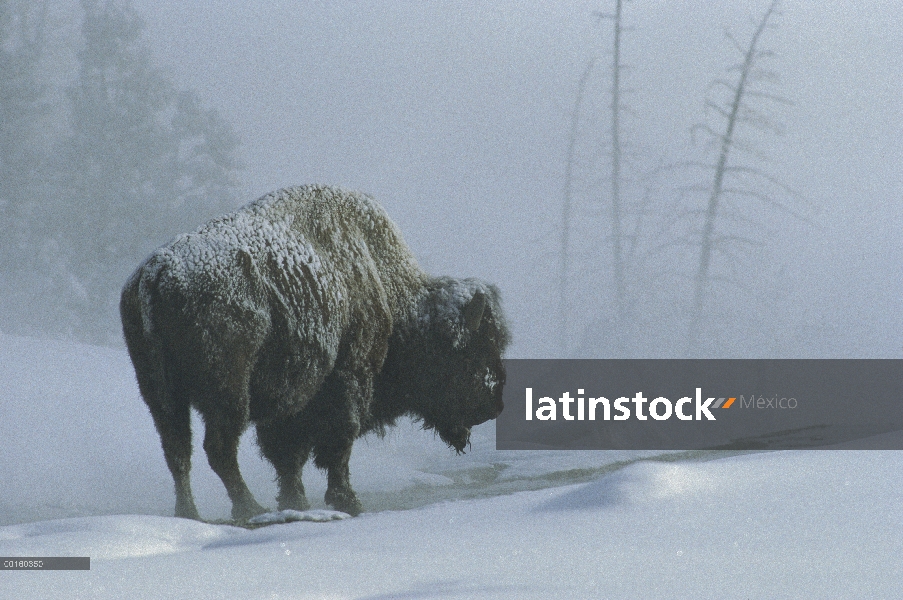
[0,0,48,271]
[48,0,242,343]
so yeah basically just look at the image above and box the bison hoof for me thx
[277,495,311,512]
[325,489,362,516]
[175,497,201,521]
[231,499,268,522]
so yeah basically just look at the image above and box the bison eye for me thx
[482,367,499,392]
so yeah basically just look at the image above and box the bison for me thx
[121,185,509,520]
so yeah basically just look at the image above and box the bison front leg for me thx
[322,441,362,516]
[313,368,368,516]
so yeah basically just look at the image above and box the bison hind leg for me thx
[256,417,312,512]
[147,397,201,521]
[123,302,200,520]
[138,381,198,519]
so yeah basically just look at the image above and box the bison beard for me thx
[120,185,509,521]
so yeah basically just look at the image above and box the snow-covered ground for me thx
[1,333,901,598]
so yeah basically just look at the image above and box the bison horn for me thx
[463,290,486,332]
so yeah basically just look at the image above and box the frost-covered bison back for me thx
[121,185,509,520]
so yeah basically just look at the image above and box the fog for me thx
[0,5,901,596]
[1,0,900,357]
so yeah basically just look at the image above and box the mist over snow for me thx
[0,332,663,526]
[2,333,902,598]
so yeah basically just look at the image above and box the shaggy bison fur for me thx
[121,185,509,520]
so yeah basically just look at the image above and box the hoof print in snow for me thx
[247,509,353,525]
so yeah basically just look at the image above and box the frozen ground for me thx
[1,333,901,598]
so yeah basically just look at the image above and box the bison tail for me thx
[120,252,177,412]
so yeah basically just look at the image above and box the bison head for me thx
[383,277,510,453]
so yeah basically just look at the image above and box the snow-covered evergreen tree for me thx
[43,0,242,343]
[0,0,48,271]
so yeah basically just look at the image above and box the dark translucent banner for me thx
[1,557,90,570]
[496,360,903,450]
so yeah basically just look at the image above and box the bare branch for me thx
[707,79,739,95]
[743,89,793,106]
[691,123,720,145]
[723,166,800,197]
[712,234,766,248]
[749,67,780,83]
[724,30,745,55]
[704,100,732,120]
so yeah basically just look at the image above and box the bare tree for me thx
[560,1,636,357]
[564,0,803,357]
[598,0,628,325]
[560,57,594,356]
[681,0,802,352]
[595,0,631,329]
